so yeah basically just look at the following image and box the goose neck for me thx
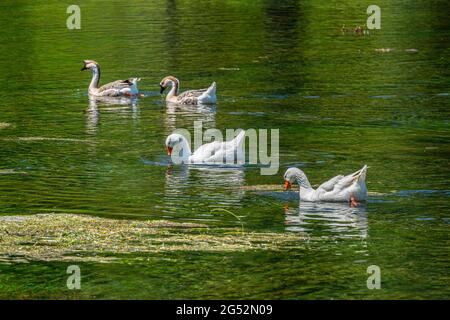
[89,66,100,90]
[293,171,313,190]
[167,79,179,98]
[177,136,192,162]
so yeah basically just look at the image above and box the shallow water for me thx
[0,0,449,299]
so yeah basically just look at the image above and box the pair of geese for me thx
[82,60,368,206]
[81,60,216,105]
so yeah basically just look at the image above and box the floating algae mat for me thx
[0,214,306,263]
[240,185,283,191]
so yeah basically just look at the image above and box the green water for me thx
[0,0,449,299]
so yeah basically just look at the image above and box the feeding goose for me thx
[81,60,140,97]
[165,131,245,164]
[159,76,216,105]
[283,165,368,206]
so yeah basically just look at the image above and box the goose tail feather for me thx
[357,165,368,182]
[234,130,246,145]
[206,81,216,96]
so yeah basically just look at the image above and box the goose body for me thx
[160,76,216,105]
[283,165,368,204]
[165,131,245,164]
[81,60,140,97]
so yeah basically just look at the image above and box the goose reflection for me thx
[162,165,245,221]
[86,96,139,135]
[284,201,368,239]
[164,103,216,134]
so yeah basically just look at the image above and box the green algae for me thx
[0,214,306,263]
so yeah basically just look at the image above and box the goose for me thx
[165,131,245,164]
[159,76,216,105]
[81,60,140,97]
[283,165,368,206]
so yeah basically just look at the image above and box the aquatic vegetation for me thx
[0,214,306,263]
[0,137,89,143]
[0,169,27,175]
[240,185,282,191]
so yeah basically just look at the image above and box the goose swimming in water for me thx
[159,76,216,105]
[165,131,245,164]
[81,60,140,97]
[283,165,368,206]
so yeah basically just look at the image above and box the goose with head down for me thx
[160,76,216,105]
[165,130,245,165]
[81,60,140,97]
[283,165,368,206]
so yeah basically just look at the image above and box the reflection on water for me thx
[162,165,245,221]
[164,103,216,134]
[284,202,368,239]
[86,96,139,135]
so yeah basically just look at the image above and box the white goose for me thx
[160,76,216,105]
[81,60,140,97]
[165,131,245,164]
[283,165,368,206]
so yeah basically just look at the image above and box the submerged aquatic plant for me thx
[0,214,305,263]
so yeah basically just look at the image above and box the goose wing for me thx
[202,142,240,164]
[177,88,208,104]
[191,131,245,163]
[223,131,245,150]
[190,140,222,162]
[97,79,134,94]
[318,175,345,192]
[205,131,245,163]
[333,166,367,191]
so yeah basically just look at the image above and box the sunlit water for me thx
[0,0,448,299]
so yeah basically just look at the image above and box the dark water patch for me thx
[395,189,450,197]
[303,95,321,99]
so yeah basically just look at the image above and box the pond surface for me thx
[0,0,449,299]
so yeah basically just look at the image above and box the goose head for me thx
[81,60,99,71]
[159,76,179,94]
[165,133,191,162]
[283,167,310,191]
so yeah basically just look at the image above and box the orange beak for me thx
[283,180,291,191]
[167,146,172,156]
